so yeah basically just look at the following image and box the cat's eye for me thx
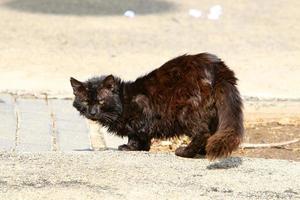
[99,100,104,105]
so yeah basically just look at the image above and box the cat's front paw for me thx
[175,147,197,158]
[118,144,136,151]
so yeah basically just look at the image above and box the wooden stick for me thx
[240,139,299,149]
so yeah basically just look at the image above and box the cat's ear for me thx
[103,75,116,90]
[70,77,86,96]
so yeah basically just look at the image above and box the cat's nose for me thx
[90,108,97,116]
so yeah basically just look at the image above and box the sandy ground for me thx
[0,0,300,98]
[0,151,299,200]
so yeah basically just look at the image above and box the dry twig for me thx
[241,139,300,149]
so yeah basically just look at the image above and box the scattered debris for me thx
[208,5,222,20]
[188,9,202,18]
[124,10,135,18]
[161,141,172,146]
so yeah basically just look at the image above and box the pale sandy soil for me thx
[0,0,299,98]
[0,151,299,200]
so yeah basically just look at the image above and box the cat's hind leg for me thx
[175,133,211,158]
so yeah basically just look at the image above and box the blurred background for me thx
[0,0,299,99]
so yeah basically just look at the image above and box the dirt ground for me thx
[151,123,300,161]
[151,101,300,161]
[234,122,300,161]
[1,151,299,200]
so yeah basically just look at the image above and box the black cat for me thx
[70,53,244,160]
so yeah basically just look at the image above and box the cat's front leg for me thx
[118,135,141,151]
[118,135,151,151]
[118,144,137,151]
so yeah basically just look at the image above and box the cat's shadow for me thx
[180,155,242,169]
[74,147,117,151]
[4,0,175,16]
[206,157,243,170]
[73,148,94,151]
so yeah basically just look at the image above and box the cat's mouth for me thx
[87,115,99,121]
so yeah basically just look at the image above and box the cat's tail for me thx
[205,63,244,160]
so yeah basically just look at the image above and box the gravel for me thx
[0,151,299,199]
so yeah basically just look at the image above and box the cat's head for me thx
[70,75,123,124]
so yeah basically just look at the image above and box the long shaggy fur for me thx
[70,53,244,160]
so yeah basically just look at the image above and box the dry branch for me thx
[240,139,300,149]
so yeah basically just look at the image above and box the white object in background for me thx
[188,9,202,18]
[208,5,222,20]
[124,10,135,18]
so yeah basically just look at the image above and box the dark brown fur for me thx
[70,53,244,160]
